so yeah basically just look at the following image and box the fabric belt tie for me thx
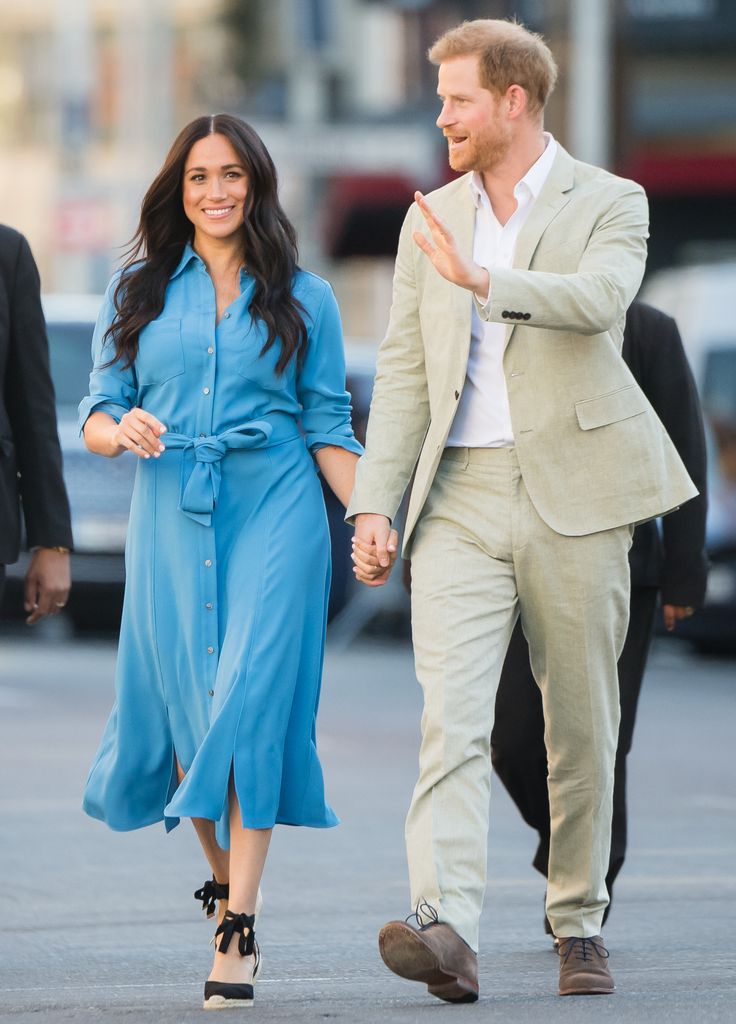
[164,420,274,526]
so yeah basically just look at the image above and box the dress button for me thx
[207,646,215,654]
[207,346,214,354]
[208,689,214,697]
[205,602,213,610]
[523,312,531,320]
[203,387,210,395]
[204,559,212,567]
[502,310,510,318]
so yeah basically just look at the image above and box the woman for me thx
[80,114,391,1009]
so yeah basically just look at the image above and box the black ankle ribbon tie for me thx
[215,910,256,957]
[194,876,229,918]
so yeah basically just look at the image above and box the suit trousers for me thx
[406,446,632,950]
[491,586,659,919]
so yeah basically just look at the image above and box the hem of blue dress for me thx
[83,800,339,832]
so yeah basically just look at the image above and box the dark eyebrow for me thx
[185,164,245,173]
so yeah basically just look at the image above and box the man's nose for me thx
[436,104,453,128]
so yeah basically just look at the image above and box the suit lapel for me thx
[439,178,475,375]
[501,145,576,347]
[513,146,576,271]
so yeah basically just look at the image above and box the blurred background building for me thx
[1,0,735,335]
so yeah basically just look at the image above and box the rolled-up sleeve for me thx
[78,276,137,433]
[297,283,363,456]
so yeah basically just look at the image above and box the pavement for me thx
[0,620,735,1023]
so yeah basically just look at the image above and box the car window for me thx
[703,346,736,422]
[47,322,95,407]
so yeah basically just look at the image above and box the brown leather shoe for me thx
[378,919,478,1003]
[557,936,614,996]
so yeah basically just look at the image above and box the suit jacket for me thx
[624,302,708,605]
[346,144,697,551]
[0,225,72,564]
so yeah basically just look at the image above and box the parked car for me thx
[1,300,383,631]
[643,262,736,653]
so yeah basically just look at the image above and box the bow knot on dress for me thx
[165,421,274,525]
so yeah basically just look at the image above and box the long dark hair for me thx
[106,114,307,374]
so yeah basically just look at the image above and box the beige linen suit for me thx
[347,144,696,948]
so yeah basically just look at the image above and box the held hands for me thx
[352,514,399,587]
[412,191,489,296]
[113,407,167,458]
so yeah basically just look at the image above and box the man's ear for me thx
[506,84,528,120]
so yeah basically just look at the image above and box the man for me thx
[348,19,696,1000]
[0,224,72,621]
[491,300,708,933]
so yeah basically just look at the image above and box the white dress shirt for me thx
[446,133,558,448]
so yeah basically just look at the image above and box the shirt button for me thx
[224,312,231,319]
[207,646,215,654]
[207,346,214,354]
[203,387,210,395]
[208,689,214,697]
[204,559,212,567]
[205,602,213,609]
[199,432,205,438]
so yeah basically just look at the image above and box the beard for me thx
[447,120,512,174]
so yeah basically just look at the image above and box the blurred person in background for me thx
[79,113,373,1010]
[0,225,71,623]
[492,300,708,937]
[350,19,697,1001]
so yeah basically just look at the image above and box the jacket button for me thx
[502,310,510,318]
[454,390,460,400]
[523,312,531,320]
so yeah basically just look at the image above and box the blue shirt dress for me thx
[79,244,362,847]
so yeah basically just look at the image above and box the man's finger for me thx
[413,231,435,257]
[23,573,39,614]
[415,192,451,239]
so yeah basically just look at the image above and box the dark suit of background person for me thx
[491,300,708,927]
[0,225,72,621]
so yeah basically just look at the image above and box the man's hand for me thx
[24,548,71,625]
[662,604,695,632]
[412,191,489,296]
[352,514,399,587]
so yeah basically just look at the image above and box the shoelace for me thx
[214,910,260,975]
[194,877,229,918]
[557,937,609,963]
[405,898,440,931]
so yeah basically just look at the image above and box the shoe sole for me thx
[560,986,614,996]
[378,922,478,1003]
[203,995,254,1008]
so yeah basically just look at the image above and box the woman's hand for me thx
[112,408,168,459]
[352,514,399,587]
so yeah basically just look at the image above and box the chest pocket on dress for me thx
[136,318,186,386]
[236,319,292,392]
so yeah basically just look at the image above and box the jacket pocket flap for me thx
[575,385,648,431]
